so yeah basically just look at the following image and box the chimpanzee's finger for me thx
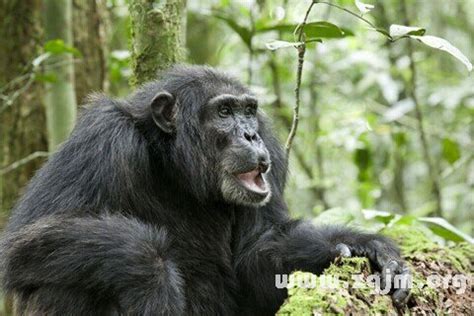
[335,243,352,257]
[380,259,399,287]
[392,287,410,308]
[392,264,411,306]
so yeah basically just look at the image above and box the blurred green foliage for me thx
[181,0,474,237]
[2,0,473,240]
[93,0,474,238]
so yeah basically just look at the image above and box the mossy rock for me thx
[277,226,473,315]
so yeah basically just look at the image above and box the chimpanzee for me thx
[0,65,409,315]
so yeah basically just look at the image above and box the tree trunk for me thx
[0,0,48,223]
[129,0,187,86]
[44,0,77,151]
[72,0,108,105]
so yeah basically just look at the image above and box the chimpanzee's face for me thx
[200,93,272,206]
[150,86,272,207]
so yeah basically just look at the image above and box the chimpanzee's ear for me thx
[150,91,177,134]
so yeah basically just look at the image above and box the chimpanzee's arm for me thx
[0,215,185,316]
[233,198,409,314]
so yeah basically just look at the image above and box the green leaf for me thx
[356,182,377,208]
[355,0,374,15]
[354,147,371,171]
[256,23,292,33]
[305,38,323,44]
[265,40,302,51]
[362,209,396,224]
[257,21,353,39]
[388,24,473,71]
[214,14,253,49]
[442,138,461,164]
[307,22,355,38]
[392,215,417,226]
[418,217,474,243]
[44,39,81,57]
[410,35,473,72]
[34,73,57,83]
[392,132,408,147]
[389,24,426,37]
[373,27,390,38]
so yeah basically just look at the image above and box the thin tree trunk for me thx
[44,0,77,151]
[129,0,187,86]
[377,2,408,213]
[309,74,329,210]
[400,0,443,217]
[72,0,109,104]
[0,0,48,222]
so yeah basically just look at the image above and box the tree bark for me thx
[44,0,77,151]
[129,0,187,86]
[0,0,48,224]
[72,0,108,104]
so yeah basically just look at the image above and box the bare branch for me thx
[0,152,49,175]
[317,1,378,30]
[285,0,316,156]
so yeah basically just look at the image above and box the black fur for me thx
[0,65,405,315]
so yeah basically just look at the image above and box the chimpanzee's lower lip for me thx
[234,169,268,194]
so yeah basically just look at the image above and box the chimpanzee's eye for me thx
[244,105,257,116]
[218,105,232,118]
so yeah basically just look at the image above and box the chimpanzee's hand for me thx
[335,238,410,308]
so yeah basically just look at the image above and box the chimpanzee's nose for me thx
[258,155,270,173]
[243,131,258,142]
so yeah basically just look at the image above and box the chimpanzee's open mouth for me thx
[235,169,268,194]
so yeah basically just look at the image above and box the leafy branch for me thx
[216,0,472,172]
[265,0,472,160]
[315,1,472,71]
[317,1,377,29]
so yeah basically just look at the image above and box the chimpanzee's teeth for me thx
[236,169,267,193]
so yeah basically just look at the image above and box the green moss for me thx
[324,257,369,276]
[383,225,435,252]
[278,258,390,315]
[383,225,473,273]
[278,225,473,314]
[129,0,186,86]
